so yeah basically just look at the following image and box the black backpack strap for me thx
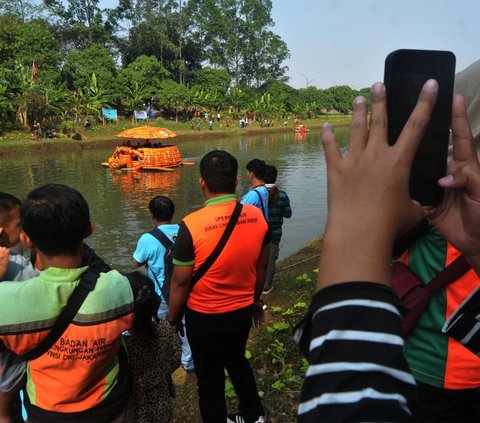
[191,202,243,287]
[253,189,266,217]
[147,228,174,292]
[21,269,100,361]
[149,228,174,249]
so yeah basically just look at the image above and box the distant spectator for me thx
[32,121,41,140]
[241,159,269,220]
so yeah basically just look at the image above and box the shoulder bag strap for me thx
[21,269,100,361]
[426,254,471,294]
[253,189,266,217]
[149,227,174,249]
[191,202,243,288]
[147,228,173,291]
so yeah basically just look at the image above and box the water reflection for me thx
[0,127,350,271]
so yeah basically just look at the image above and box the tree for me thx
[0,16,61,83]
[191,67,231,93]
[188,0,289,87]
[117,55,169,94]
[62,44,117,91]
[0,0,42,22]
[72,73,113,127]
[190,67,231,111]
[323,85,357,113]
[121,81,150,121]
[42,0,114,51]
[157,78,190,121]
[261,79,295,113]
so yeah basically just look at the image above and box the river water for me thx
[1,127,349,271]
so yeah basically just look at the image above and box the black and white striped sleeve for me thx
[294,282,416,422]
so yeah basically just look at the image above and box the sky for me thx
[270,0,480,89]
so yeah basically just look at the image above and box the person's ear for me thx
[235,176,239,186]
[199,177,206,191]
[20,232,34,249]
[84,222,94,239]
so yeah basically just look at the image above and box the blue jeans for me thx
[157,300,194,371]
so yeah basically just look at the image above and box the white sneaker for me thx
[227,414,265,423]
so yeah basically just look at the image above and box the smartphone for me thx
[384,49,456,205]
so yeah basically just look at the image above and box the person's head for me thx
[149,196,174,222]
[264,165,278,184]
[455,59,480,147]
[21,184,91,257]
[124,271,160,336]
[199,150,238,194]
[0,192,22,248]
[246,158,266,183]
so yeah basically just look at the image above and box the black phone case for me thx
[384,49,456,205]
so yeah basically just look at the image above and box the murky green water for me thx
[1,127,349,271]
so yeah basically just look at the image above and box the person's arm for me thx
[168,265,193,326]
[297,80,439,422]
[317,81,436,290]
[168,221,194,327]
[281,191,292,218]
[240,190,256,206]
[132,235,148,268]
[424,95,480,275]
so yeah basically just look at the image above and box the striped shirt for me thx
[267,188,292,240]
[294,282,417,422]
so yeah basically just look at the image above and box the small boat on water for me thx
[293,124,309,133]
[102,145,185,172]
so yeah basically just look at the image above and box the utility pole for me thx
[301,74,316,88]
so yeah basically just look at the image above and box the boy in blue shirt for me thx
[241,158,269,220]
[132,196,194,372]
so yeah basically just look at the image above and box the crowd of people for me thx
[0,149,291,422]
[4,58,480,423]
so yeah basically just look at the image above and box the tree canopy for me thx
[0,0,367,133]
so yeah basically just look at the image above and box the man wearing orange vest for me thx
[0,184,156,422]
[168,150,269,423]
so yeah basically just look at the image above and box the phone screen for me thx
[384,49,456,205]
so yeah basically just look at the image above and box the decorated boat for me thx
[102,125,191,171]
[102,145,183,171]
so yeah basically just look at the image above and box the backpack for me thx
[148,228,175,304]
[267,185,279,207]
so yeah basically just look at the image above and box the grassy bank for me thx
[172,237,322,423]
[0,115,351,155]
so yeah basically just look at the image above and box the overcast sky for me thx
[271,0,480,89]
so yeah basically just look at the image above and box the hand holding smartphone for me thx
[384,49,456,205]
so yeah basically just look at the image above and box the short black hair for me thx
[0,192,21,226]
[21,184,90,256]
[200,150,238,194]
[124,271,160,336]
[264,165,278,184]
[246,158,266,180]
[149,196,174,221]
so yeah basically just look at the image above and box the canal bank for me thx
[1,122,329,422]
